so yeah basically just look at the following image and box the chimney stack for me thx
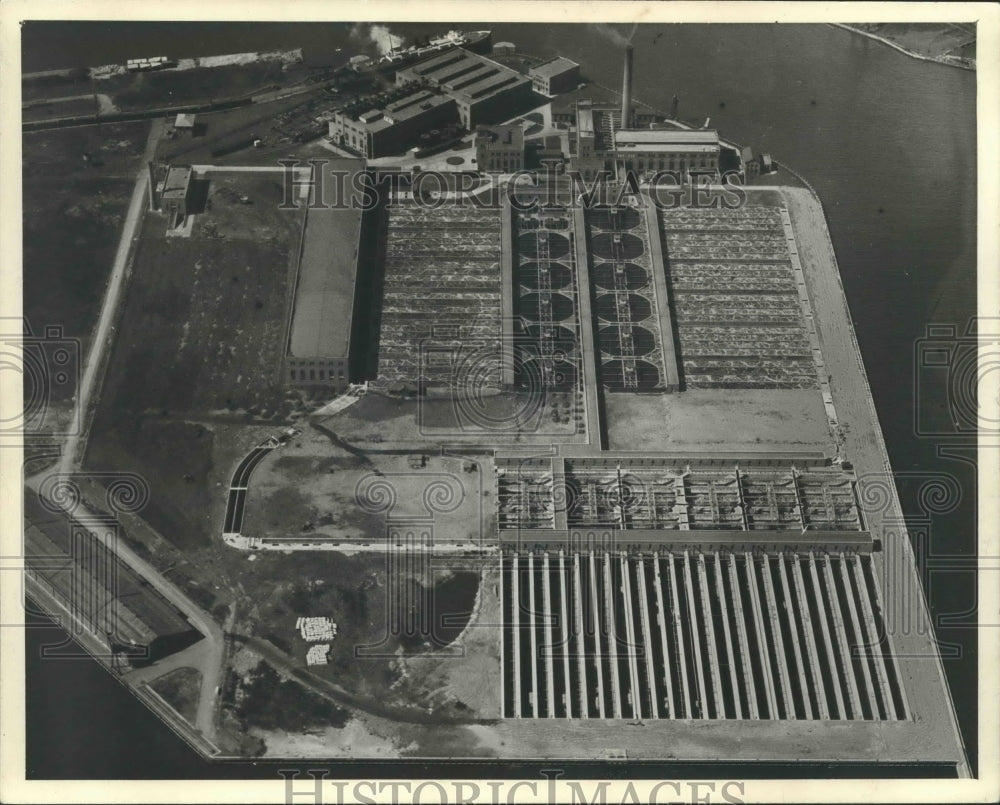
[621,44,634,129]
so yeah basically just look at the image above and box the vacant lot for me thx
[246,552,485,705]
[322,392,583,452]
[605,387,832,453]
[242,422,492,544]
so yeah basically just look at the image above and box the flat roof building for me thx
[396,48,533,129]
[328,87,458,158]
[613,128,721,175]
[613,128,721,152]
[286,158,364,389]
[529,56,580,96]
[158,164,193,225]
[570,99,723,180]
[475,124,524,173]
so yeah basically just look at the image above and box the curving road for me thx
[222,440,278,536]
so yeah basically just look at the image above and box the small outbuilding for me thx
[173,113,196,135]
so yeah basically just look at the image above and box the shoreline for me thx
[830,23,975,72]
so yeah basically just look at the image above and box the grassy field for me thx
[85,417,216,549]
[148,666,202,724]
[22,122,150,362]
[84,169,302,548]
[22,96,99,122]
[97,172,300,416]
[97,62,291,112]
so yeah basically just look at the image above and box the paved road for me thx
[59,118,163,477]
[222,443,275,535]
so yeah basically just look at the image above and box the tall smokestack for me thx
[621,44,634,129]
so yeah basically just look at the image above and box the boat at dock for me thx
[352,30,492,75]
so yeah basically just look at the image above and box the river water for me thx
[22,22,977,777]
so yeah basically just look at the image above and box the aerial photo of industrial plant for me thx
[13,16,982,781]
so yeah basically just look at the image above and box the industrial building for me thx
[328,86,458,158]
[147,163,194,227]
[613,128,721,176]
[285,158,365,389]
[474,124,525,172]
[396,48,533,128]
[528,56,580,96]
[23,493,201,666]
[570,44,722,181]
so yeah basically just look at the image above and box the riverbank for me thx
[831,23,975,71]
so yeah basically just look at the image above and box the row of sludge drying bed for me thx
[500,550,907,721]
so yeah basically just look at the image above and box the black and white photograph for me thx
[1,2,997,802]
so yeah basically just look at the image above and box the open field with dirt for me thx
[400,563,502,719]
[233,547,484,707]
[318,392,584,453]
[604,387,832,452]
[241,421,493,544]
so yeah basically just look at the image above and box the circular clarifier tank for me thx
[601,359,661,390]
[592,262,649,290]
[517,231,570,259]
[589,205,641,231]
[591,232,644,261]
[594,293,652,323]
[519,292,574,322]
[517,261,572,290]
[521,357,578,390]
[598,325,656,357]
[523,324,577,356]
